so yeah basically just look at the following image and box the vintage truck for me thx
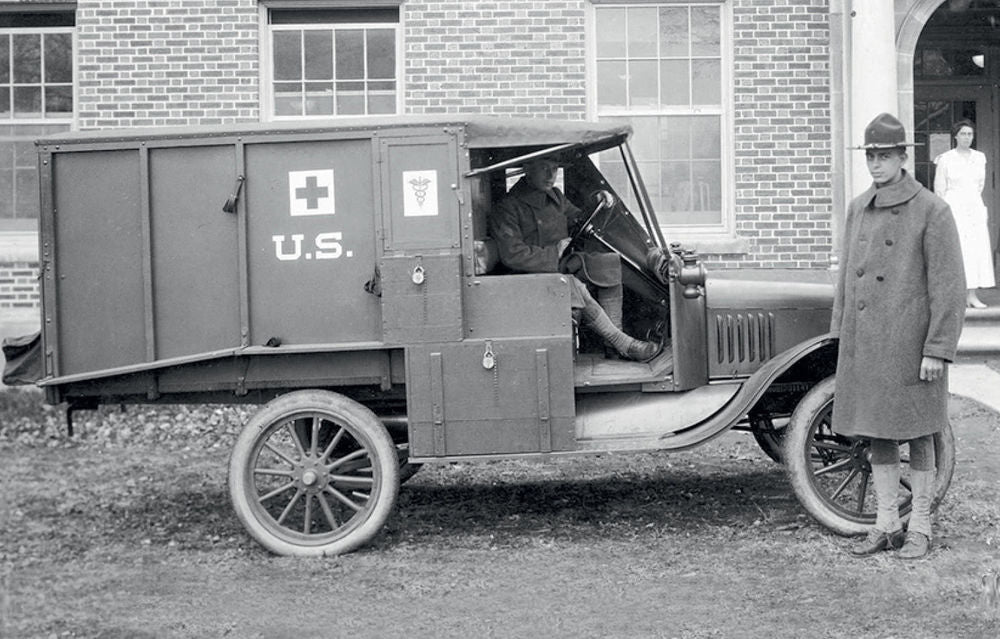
[14,115,953,556]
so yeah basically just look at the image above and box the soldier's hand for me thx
[919,356,945,382]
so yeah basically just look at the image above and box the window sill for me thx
[666,233,749,256]
[0,229,39,263]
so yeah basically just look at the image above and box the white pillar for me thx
[848,0,898,195]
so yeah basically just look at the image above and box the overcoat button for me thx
[858,301,866,310]
[876,276,884,282]
[885,239,894,246]
[856,268,864,277]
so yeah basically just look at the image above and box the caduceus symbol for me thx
[409,176,432,207]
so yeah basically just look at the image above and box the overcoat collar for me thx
[859,170,924,209]
[509,177,561,208]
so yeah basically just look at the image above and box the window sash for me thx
[0,26,74,122]
[591,2,730,237]
[265,19,400,119]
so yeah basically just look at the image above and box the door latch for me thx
[482,341,496,370]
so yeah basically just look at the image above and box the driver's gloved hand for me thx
[559,251,584,275]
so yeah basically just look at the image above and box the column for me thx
[848,0,899,195]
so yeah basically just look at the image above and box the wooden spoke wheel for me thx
[783,376,955,536]
[228,390,399,556]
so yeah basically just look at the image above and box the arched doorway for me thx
[911,1,1000,282]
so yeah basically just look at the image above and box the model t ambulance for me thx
[19,116,954,556]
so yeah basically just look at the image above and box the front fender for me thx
[656,333,838,451]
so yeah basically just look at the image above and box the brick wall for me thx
[727,0,833,269]
[6,0,834,312]
[404,1,588,117]
[75,0,260,128]
[0,264,40,309]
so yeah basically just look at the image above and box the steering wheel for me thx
[561,199,610,258]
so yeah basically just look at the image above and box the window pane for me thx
[692,59,720,104]
[0,35,9,83]
[13,34,41,83]
[659,7,688,57]
[0,141,10,169]
[44,32,72,83]
[0,169,12,218]
[596,7,626,58]
[303,30,333,80]
[597,60,626,107]
[13,137,33,166]
[274,82,302,116]
[690,116,721,159]
[0,87,8,115]
[368,92,395,114]
[691,6,721,57]
[44,86,72,113]
[661,117,691,160]
[274,31,302,81]
[336,93,364,115]
[13,86,40,116]
[659,60,689,106]
[660,161,690,219]
[691,160,721,216]
[628,60,657,106]
[15,167,39,218]
[629,116,658,159]
[335,30,364,80]
[304,81,333,115]
[367,29,395,79]
[627,7,658,58]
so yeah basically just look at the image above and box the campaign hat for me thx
[852,113,921,149]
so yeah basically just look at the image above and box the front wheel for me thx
[783,376,955,536]
[228,390,399,556]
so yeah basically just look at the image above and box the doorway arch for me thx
[896,0,946,150]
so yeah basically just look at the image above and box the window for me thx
[263,6,400,119]
[0,11,74,225]
[592,2,729,235]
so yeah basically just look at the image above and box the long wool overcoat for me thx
[831,171,966,440]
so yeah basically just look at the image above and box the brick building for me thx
[1,0,997,337]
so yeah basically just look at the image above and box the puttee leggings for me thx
[869,435,936,471]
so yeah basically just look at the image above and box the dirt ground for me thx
[1,394,999,639]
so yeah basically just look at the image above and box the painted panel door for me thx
[244,137,381,346]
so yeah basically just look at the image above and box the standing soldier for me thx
[832,113,966,559]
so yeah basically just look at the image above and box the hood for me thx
[706,269,834,310]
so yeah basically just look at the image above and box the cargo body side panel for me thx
[150,145,241,359]
[52,150,146,376]
[245,138,380,346]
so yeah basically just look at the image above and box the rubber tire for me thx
[783,375,955,537]
[228,390,399,557]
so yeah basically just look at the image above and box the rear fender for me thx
[656,334,838,450]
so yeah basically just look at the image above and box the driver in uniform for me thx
[489,158,660,361]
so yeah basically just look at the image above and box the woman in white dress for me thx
[934,119,995,308]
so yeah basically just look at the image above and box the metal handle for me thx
[222,175,245,214]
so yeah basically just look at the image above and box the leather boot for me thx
[581,297,659,362]
[850,462,903,556]
[899,469,935,559]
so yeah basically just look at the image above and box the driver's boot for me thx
[581,298,659,361]
[850,463,905,556]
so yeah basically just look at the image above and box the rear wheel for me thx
[783,376,955,536]
[228,390,399,556]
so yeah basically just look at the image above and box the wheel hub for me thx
[296,458,328,492]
